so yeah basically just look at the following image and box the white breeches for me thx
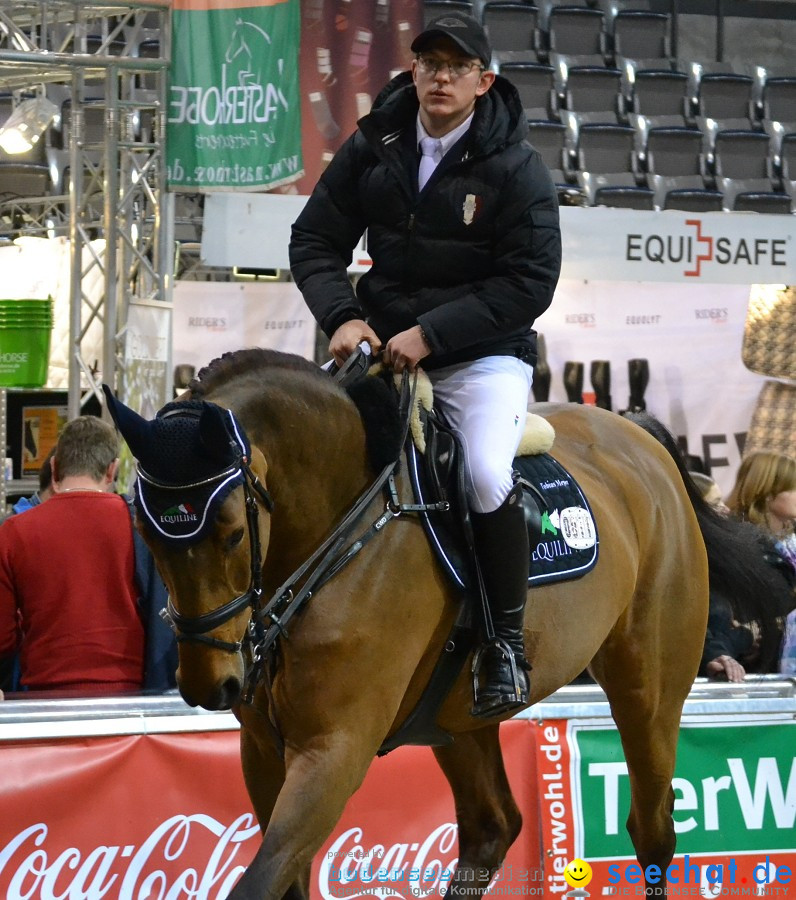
[427,356,533,514]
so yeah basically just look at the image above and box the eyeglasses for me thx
[415,55,485,79]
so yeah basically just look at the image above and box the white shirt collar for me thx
[416,111,475,157]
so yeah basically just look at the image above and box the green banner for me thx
[575,722,796,858]
[167,0,303,191]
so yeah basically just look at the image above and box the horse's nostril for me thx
[219,677,242,709]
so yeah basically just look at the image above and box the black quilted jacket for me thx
[289,71,562,369]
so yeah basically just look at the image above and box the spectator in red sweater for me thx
[0,416,146,695]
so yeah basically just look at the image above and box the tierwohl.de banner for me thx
[167,0,302,191]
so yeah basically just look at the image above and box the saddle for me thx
[337,354,599,753]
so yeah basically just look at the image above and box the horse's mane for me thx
[186,348,325,398]
[184,347,404,473]
[622,410,793,671]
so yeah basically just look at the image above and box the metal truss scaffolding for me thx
[0,0,171,418]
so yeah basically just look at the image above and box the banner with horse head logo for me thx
[167,0,303,191]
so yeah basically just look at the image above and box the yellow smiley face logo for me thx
[563,859,593,888]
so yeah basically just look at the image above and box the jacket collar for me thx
[358,70,527,160]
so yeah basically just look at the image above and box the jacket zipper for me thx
[405,213,416,295]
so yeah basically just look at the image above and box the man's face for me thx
[411,37,494,134]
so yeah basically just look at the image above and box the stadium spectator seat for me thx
[733,192,792,213]
[482,3,542,64]
[527,119,568,178]
[663,189,724,211]
[593,184,655,208]
[547,6,607,85]
[573,123,652,206]
[500,62,558,120]
[0,162,51,200]
[133,37,161,98]
[536,0,592,32]
[778,131,796,203]
[526,119,585,204]
[644,125,722,209]
[691,71,756,150]
[760,75,796,152]
[423,0,474,27]
[559,65,623,147]
[711,129,788,211]
[627,69,690,150]
[564,65,622,122]
[611,11,671,68]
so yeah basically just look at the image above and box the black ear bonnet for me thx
[103,386,251,545]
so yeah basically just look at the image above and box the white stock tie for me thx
[418,136,442,191]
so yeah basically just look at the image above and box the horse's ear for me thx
[102,384,154,461]
[199,403,240,462]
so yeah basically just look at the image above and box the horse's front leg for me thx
[237,704,310,900]
[228,728,381,900]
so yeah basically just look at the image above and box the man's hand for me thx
[329,320,382,367]
[383,325,431,374]
[706,655,746,683]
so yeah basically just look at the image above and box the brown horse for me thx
[104,348,710,899]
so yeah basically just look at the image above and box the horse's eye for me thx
[226,528,245,551]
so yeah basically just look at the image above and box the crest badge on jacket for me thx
[462,193,481,225]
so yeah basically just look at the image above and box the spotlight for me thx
[0,96,58,155]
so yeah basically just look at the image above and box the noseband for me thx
[154,456,274,653]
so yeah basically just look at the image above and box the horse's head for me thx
[104,386,273,710]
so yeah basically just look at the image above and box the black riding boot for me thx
[470,483,531,717]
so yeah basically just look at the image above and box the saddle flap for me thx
[424,410,458,502]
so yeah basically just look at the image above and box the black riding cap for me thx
[103,385,251,545]
[411,13,492,67]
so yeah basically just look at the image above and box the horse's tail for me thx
[622,410,792,671]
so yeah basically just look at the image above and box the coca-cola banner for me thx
[2,713,794,898]
[0,723,540,899]
[313,721,542,900]
[0,731,260,899]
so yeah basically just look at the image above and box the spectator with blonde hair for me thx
[725,450,796,678]
[726,451,796,571]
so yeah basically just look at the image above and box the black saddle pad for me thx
[407,443,599,591]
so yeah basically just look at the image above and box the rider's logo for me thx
[462,193,480,225]
[161,502,199,524]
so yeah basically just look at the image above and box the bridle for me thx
[154,454,274,654]
[156,367,447,705]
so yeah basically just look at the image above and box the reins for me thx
[241,366,450,702]
[157,362,449,707]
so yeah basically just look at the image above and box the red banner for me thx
[0,722,540,899]
[5,713,791,898]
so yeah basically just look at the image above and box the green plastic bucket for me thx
[0,298,53,388]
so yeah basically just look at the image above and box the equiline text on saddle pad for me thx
[407,440,599,592]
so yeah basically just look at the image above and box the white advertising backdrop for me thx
[172,281,316,373]
[202,199,796,283]
[539,280,767,496]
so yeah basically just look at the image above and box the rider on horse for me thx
[289,14,562,716]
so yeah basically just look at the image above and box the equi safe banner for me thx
[167,0,303,191]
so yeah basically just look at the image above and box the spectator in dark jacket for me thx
[290,14,561,716]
